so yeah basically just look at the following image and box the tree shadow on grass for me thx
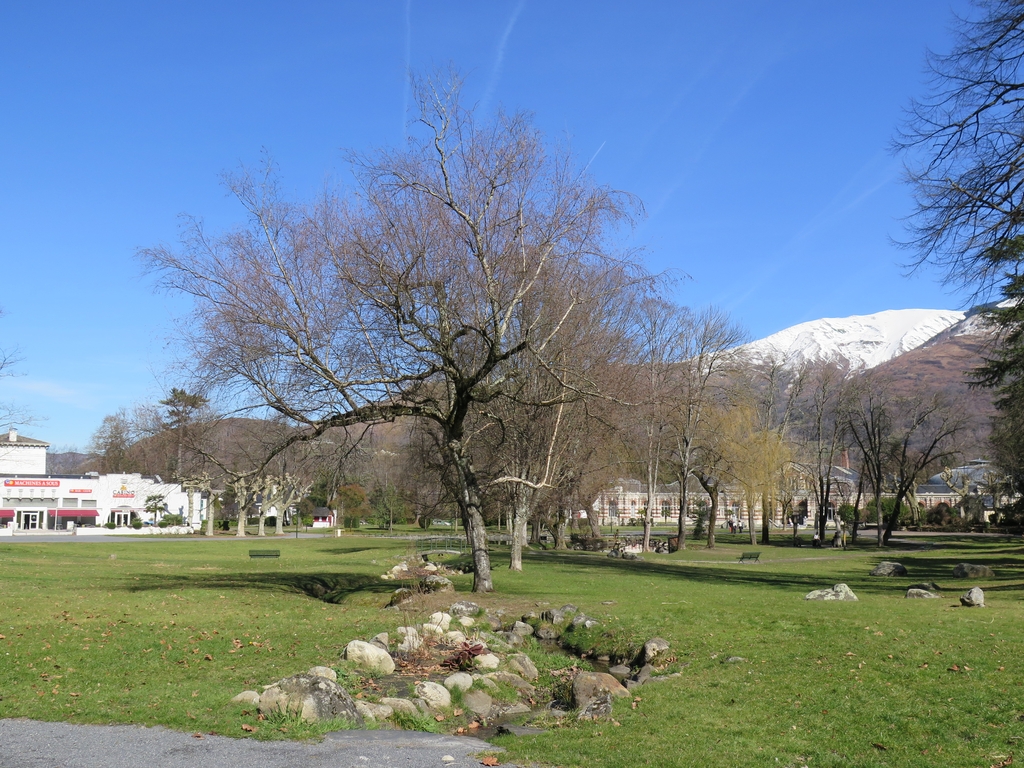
[522,549,1024,598]
[125,571,395,604]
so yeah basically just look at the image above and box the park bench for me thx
[738,551,761,563]
[249,549,280,559]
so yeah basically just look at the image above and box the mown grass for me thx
[2,533,1024,767]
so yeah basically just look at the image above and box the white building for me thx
[0,429,198,531]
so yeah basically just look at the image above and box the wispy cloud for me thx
[5,379,96,408]
[481,1,526,114]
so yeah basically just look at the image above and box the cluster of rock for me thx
[806,562,993,605]
[230,600,676,730]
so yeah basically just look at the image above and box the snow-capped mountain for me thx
[741,308,969,370]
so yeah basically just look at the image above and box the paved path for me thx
[0,719,513,768]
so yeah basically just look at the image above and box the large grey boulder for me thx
[577,691,614,720]
[507,653,539,681]
[870,561,907,577]
[388,588,414,607]
[639,637,671,665]
[804,583,858,601]
[379,697,419,716]
[443,672,474,692]
[511,621,534,637]
[258,673,363,724]
[231,690,261,705]
[396,626,422,653]
[420,574,454,593]
[449,600,480,617]
[961,587,986,607]
[908,582,942,592]
[474,653,500,670]
[354,700,393,722]
[344,640,396,675]
[484,671,535,695]
[953,563,995,579]
[463,689,494,717]
[906,588,940,599]
[308,666,337,681]
[414,681,452,710]
[571,672,629,711]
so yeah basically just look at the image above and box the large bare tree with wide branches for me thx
[144,73,650,592]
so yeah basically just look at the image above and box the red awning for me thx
[55,509,98,517]
[0,509,13,518]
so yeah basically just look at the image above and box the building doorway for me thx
[112,510,132,527]
[20,511,40,530]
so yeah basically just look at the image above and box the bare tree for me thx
[663,307,744,549]
[144,73,649,592]
[792,361,853,540]
[897,0,1024,296]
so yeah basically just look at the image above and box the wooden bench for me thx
[738,551,761,563]
[249,550,280,559]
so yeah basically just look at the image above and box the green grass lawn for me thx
[2,533,1023,767]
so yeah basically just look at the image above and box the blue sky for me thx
[0,0,972,449]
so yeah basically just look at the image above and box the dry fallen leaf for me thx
[434,714,446,722]
[481,757,500,766]
[949,665,961,672]
[191,733,204,740]
[241,724,257,733]
[872,743,887,751]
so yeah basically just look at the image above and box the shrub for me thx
[157,520,169,529]
[104,521,116,530]
[132,520,143,530]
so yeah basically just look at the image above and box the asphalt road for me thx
[0,719,514,768]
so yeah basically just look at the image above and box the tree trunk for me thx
[236,507,246,537]
[874,488,884,547]
[883,489,908,544]
[509,487,532,572]
[186,488,195,529]
[554,508,569,550]
[760,492,771,545]
[275,506,284,535]
[448,439,493,593]
[697,475,719,549]
[676,472,688,550]
[257,510,266,537]
[747,495,756,546]
[206,498,216,537]
[587,509,602,538]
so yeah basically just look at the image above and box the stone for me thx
[535,625,558,641]
[379,697,419,716]
[421,622,444,637]
[804,583,858,601]
[396,626,422,653]
[571,613,590,627]
[961,587,986,607]
[449,600,480,617]
[497,631,524,647]
[415,681,452,710]
[870,561,908,577]
[308,665,337,681]
[571,671,629,710]
[462,689,493,717]
[231,690,261,705]
[387,588,414,607]
[420,574,454,593]
[608,664,632,682]
[908,582,942,592]
[632,664,654,685]
[583,618,601,629]
[258,673,362,724]
[540,609,565,624]
[496,724,547,736]
[724,656,745,663]
[344,640,396,675]
[474,653,501,670]
[577,690,614,720]
[369,632,390,650]
[906,588,940,599]
[560,604,579,615]
[953,563,995,579]
[354,700,393,721]
[423,562,438,572]
[494,702,532,717]
[443,672,474,692]
[640,637,671,665]
[443,630,468,645]
[507,653,539,681]
[442,757,455,765]
[622,552,643,561]
[458,616,476,628]
[427,611,452,631]
[511,621,534,637]
[472,674,499,691]
[484,671,535,695]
